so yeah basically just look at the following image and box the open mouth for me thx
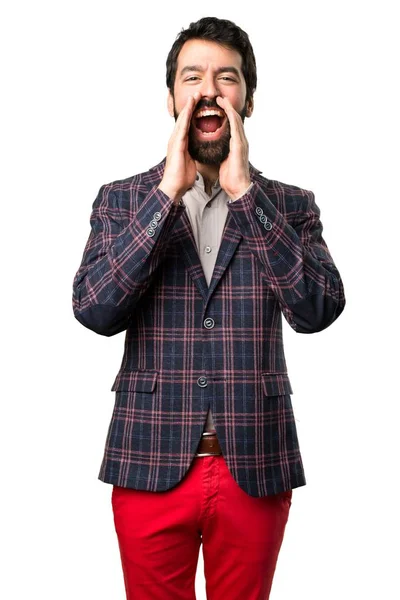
[193,108,226,136]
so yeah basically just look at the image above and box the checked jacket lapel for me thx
[205,213,242,301]
[173,210,209,302]
[173,209,243,303]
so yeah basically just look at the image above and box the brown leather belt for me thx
[195,432,222,456]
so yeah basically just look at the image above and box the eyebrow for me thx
[179,65,241,79]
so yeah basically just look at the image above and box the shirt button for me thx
[205,245,212,254]
[255,206,263,216]
[264,221,273,230]
[204,318,215,329]
[153,212,161,221]
[197,376,208,388]
[146,227,155,237]
[149,220,157,228]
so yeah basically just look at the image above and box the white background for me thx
[1,0,399,598]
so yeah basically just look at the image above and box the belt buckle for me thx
[195,431,221,457]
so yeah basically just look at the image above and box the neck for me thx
[195,161,219,196]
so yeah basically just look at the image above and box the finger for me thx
[216,96,245,142]
[182,91,201,135]
[176,92,201,139]
[172,95,193,134]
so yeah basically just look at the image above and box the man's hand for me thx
[158,92,201,204]
[216,96,251,201]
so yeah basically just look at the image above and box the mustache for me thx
[194,98,223,112]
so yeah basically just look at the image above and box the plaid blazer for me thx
[73,157,345,497]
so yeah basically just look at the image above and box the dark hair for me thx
[166,17,257,103]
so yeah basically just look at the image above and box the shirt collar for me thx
[194,171,221,193]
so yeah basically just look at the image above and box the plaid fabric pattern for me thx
[72,157,345,497]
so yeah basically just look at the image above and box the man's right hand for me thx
[158,92,201,204]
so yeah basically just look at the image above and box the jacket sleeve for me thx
[72,180,185,336]
[228,181,345,333]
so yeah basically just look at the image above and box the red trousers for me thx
[111,455,292,600]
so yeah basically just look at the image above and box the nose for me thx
[200,74,220,99]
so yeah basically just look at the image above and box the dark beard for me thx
[173,99,247,166]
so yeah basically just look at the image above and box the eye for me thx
[185,76,200,81]
[220,77,236,82]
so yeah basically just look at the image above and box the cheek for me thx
[225,90,246,112]
[173,89,193,114]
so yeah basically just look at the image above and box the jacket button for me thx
[264,221,273,230]
[255,206,263,216]
[153,212,161,221]
[197,376,208,388]
[146,227,155,237]
[204,318,215,329]
[149,219,158,228]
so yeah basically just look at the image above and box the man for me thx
[73,16,345,600]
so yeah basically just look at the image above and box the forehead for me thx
[176,39,243,74]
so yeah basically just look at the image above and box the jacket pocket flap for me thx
[262,373,293,396]
[111,370,158,393]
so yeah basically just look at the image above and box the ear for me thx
[245,96,254,118]
[167,91,175,117]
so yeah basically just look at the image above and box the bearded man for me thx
[73,16,345,600]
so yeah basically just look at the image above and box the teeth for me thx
[195,109,224,119]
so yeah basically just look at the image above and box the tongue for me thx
[197,116,221,133]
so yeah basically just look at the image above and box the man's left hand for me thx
[216,96,251,201]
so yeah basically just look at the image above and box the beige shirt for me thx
[182,172,253,433]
